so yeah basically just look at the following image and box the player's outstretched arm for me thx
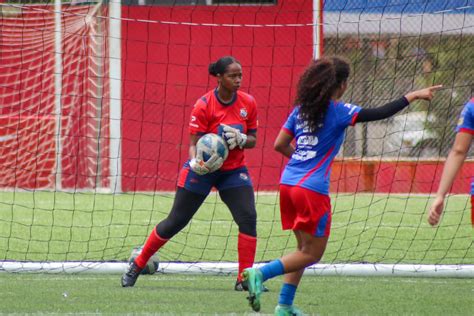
[355,85,442,123]
[404,85,443,103]
[428,132,472,226]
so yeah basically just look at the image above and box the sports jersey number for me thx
[344,103,357,115]
[189,115,199,128]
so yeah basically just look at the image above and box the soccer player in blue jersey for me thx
[429,98,474,227]
[242,56,441,315]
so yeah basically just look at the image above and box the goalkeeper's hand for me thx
[221,124,247,150]
[189,154,223,175]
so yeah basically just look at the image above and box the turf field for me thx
[1,273,473,314]
[0,192,472,264]
[0,192,473,314]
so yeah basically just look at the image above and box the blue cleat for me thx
[274,304,305,316]
[242,268,263,312]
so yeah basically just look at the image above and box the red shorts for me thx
[279,184,332,237]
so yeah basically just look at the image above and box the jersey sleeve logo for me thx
[189,115,199,128]
[240,108,248,119]
[344,103,357,115]
[457,108,467,126]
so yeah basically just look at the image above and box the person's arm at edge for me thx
[428,132,472,226]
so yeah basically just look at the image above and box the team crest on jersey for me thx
[240,108,248,119]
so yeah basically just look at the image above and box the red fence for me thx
[331,159,473,194]
[0,5,109,189]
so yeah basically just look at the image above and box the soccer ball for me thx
[196,133,229,171]
[129,246,159,275]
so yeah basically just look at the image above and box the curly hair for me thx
[295,57,350,132]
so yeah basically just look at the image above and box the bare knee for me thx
[300,237,328,264]
[300,247,322,264]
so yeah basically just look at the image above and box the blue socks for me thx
[278,283,297,306]
[259,260,297,306]
[259,259,284,282]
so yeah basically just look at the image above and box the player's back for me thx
[281,101,360,195]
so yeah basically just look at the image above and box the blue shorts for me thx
[177,161,253,195]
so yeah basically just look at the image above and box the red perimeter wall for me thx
[0,4,109,190]
[332,159,473,194]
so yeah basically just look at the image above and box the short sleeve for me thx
[189,97,209,135]
[456,102,474,135]
[247,97,258,134]
[282,107,298,137]
[335,102,362,127]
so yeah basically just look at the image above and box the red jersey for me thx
[189,89,258,171]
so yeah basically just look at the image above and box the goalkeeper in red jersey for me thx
[122,56,261,291]
[241,57,441,315]
[429,97,474,227]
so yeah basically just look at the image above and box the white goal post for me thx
[1,261,473,278]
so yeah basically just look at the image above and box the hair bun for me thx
[208,63,218,76]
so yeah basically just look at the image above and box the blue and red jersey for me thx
[455,98,474,194]
[280,100,361,195]
[456,98,474,135]
[189,89,258,171]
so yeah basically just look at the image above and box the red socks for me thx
[134,230,256,278]
[237,232,257,281]
[135,229,168,268]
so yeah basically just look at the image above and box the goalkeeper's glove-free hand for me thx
[221,124,247,150]
[190,154,224,175]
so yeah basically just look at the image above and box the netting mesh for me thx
[0,1,472,269]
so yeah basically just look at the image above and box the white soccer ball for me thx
[196,133,229,172]
[129,246,159,275]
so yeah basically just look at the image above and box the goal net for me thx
[0,0,472,277]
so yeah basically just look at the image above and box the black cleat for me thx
[235,280,247,291]
[121,261,142,287]
[235,280,269,292]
